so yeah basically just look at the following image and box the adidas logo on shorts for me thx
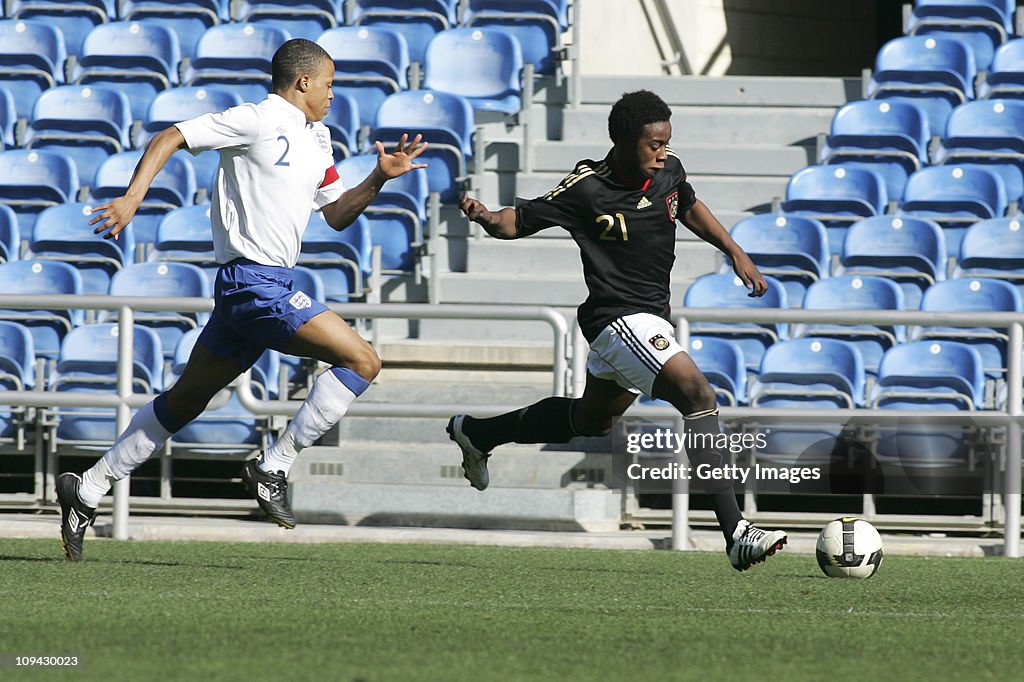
[289,291,312,310]
[637,196,652,209]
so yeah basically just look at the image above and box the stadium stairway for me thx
[404,73,858,355]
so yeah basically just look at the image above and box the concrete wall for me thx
[579,0,888,77]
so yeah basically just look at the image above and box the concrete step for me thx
[561,105,836,145]
[514,173,788,213]
[376,341,557,369]
[530,142,812,176]
[438,271,590,306]
[581,75,856,107]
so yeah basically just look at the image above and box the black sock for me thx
[685,409,744,548]
[461,397,577,453]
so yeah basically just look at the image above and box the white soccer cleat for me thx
[729,519,787,572]
[446,415,490,491]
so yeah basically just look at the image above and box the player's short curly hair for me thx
[608,90,672,147]
[272,38,332,92]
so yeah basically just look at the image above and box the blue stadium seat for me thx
[838,216,946,310]
[185,23,290,104]
[725,214,829,307]
[424,28,524,114]
[935,100,1024,204]
[72,21,181,121]
[234,0,341,41]
[168,327,271,451]
[148,204,215,264]
[290,265,326,302]
[868,36,976,134]
[351,1,456,64]
[8,0,115,56]
[91,150,196,244]
[142,85,244,190]
[751,338,865,465]
[103,261,211,358]
[336,153,426,271]
[687,336,747,407]
[794,275,905,375]
[907,0,1013,70]
[954,217,1024,292]
[0,204,19,264]
[317,26,408,130]
[0,19,66,119]
[870,340,985,467]
[119,1,229,60]
[29,202,135,295]
[0,321,35,440]
[49,323,163,444]
[780,165,888,255]
[23,85,132,187]
[683,273,788,373]
[821,100,930,201]
[915,277,1021,377]
[322,91,359,160]
[0,86,16,147]
[0,260,83,359]
[984,38,1024,99]
[463,0,563,74]
[0,149,80,240]
[899,165,1008,258]
[372,89,474,202]
[299,213,371,300]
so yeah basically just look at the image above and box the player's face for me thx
[635,121,671,178]
[304,59,335,122]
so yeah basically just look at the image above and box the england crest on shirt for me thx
[314,131,331,155]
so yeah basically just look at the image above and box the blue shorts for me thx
[197,259,330,370]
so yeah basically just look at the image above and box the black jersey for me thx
[514,149,697,342]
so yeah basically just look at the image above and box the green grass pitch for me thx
[0,538,1022,681]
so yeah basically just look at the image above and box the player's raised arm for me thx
[681,199,767,297]
[321,133,428,230]
[89,125,187,240]
[460,195,518,239]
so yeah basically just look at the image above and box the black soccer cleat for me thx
[241,458,296,529]
[55,473,96,562]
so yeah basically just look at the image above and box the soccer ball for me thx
[815,517,883,578]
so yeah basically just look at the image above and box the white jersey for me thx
[175,94,345,267]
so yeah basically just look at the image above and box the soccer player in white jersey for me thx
[54,39,428,561]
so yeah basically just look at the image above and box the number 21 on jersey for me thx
[596,213,628,241]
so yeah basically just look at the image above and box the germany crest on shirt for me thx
[513,148,697,342]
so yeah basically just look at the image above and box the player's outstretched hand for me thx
[375,134,428,179]
[89,195,142,241]
[459,195,492,225]
[732,253,768,297]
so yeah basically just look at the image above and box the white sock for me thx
[259,367,368,476]
[79,402,173,508]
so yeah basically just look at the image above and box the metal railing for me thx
[0,294,1021,556]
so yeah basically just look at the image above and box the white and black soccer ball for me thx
[815,517,883,578]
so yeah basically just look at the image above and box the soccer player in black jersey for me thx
[447,90,787,571]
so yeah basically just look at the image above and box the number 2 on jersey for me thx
[274,135,291,167]
[596,213,628,241]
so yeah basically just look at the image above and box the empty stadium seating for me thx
[0,260,83,359]
[0,19,66,119]
[934,99,1024,203]
[794,275,906,375]
[350,0,456,64]
[423,27,524,114]
[0,149,80,239]
[906,0,1013,70]
[687,336,747,406]
[954,217,1024,291]
[118,1,229,60]
[322,90,360,160]
[299,213,371,300]
[73,21,181,121]
[8,0,115,56]
[725,214,829,306]
[683,273,788,372]
[780,165,888,255]
[184,23,288,104]
[838,216,946,310]
[0,87,16,148]
[23,85,133,186]
[821,99,930,200]
[372,89,474,202]
[28,202,135,295]
[463,0,564,74]
[233,0,342,41]
[984,37,1024,99]
[318,26,408,129]
[0,321,36,441]
[0,204,19,264]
